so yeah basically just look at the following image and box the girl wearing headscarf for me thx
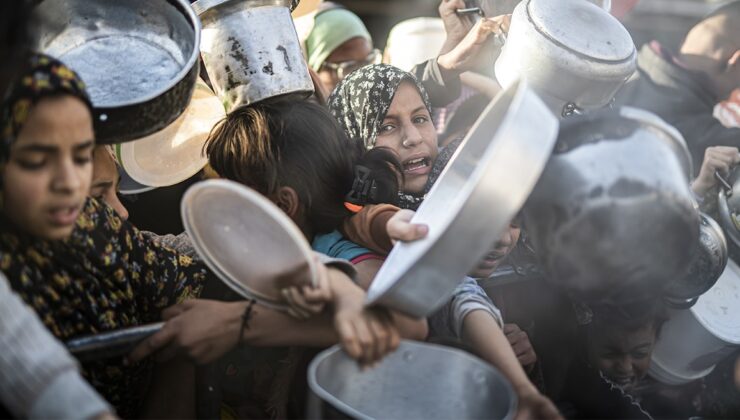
[328,63,561,419]
[0,54,208,417]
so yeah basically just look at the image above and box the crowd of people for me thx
[0,0,739,419]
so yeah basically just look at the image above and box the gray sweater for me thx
[0,272,112,419]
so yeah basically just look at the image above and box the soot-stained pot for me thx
[523,107,699,304]
[32,0,201,144]
[193,0,313,111]
[495,0,636,118]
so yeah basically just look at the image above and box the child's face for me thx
[587,324,658,391]
[469,221,521,279]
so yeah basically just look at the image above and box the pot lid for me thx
[182,179,318,309]
[116,79,223,188]
[691,257,740,344]
[526,0,634,62]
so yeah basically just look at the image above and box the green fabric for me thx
[305,8,371,71]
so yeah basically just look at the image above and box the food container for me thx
[523,107,699,303]
[181,179,318,310]
[114,78,224,188]
[494,0,636,118]
[649,258,740,385]
[366,79,558,318]
[193,0,314,111]
[32,0,201,144]
[307,341,517,419]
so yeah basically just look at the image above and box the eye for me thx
[15,157,46,170]
[631,351,649,359]
[379,124,396,134]
[413,115,429,124]
[74,154,92,166]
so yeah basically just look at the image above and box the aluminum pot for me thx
[649,258,740,385]
[366,79,558,318]
[193,0,313,111]
[663,213,727,304]
[522,107,699,304]
[495,0,636,118]
[307,341,517,420]
[32,0,201,144]
[716,167,740,249]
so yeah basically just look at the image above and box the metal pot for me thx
[522,107,699,304]
[366,79,558,318]
[193,0,313,111]
[32,0,201,144]
[66,323,163,362]
[307,341,517,420]
[663,213,727,303]
[716,167,740,248]
[494,0,636,118]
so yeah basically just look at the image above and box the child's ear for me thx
[274,186,301,219]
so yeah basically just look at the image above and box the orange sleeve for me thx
[341,204,400,255]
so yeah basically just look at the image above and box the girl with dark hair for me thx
[328,63,561,419]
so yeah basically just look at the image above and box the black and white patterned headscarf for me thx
[327,64,431,150]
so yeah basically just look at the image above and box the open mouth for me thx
[402,156,431,174]
[48,205,81,227]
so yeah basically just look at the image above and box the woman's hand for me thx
[387,209,428,245]
[691,146,740,197]
[128,299,245,365]
[437,14,511,73]
[504,323,537,370]
[330,274,401,365]
[438,0,474,55]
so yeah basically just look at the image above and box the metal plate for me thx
[66,323,163,362]
[118,79,224,187]
[181,179,318,309]
[308,340,517,420]
[366,80,558,318]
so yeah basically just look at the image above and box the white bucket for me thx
[649,258,740,385]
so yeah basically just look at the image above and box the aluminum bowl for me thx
[32,0,201,144]
[307,341,517,420]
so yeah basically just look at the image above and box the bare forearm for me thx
[461,310,538,394]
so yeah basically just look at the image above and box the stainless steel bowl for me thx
[523,107,699,304]
[366,79,558,318]
[664,213,727,303]
[307,341,517,420]
[32,0,201,144]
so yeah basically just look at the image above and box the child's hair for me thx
[587,300,669,339]
[205,98,401,234]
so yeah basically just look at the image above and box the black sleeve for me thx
[411,58,462,108]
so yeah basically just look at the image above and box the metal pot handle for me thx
[456,7,484,16]
[663,296,699,310]
[715,171,733,197]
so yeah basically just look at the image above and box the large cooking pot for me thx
[522,107,699,304]
[649,258,740,385]
[717,167,740,249]
[193,0,314,111]
[495,0,636,118]
[366,79,558,318]
[32,0,201,144]
[307,341,517,419]
[663,213,727,307]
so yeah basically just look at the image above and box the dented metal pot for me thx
[523,107,699,304]
[193,0,313,111]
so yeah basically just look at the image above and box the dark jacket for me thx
[615,43,740,173]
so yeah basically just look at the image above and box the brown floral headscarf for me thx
[1,53,91,167]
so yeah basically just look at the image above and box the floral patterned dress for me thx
[0,198,208,417]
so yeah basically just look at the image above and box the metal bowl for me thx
[66,323,163,362]
[664,213,728,302]
[307,341,517,420]
[717,167,740,249]
[366,79,558,318]
[32,0,201,144]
